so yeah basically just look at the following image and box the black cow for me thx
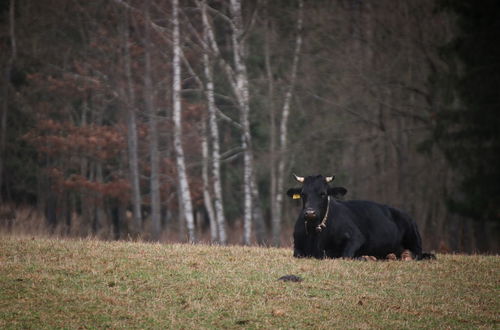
[287,174,435,260]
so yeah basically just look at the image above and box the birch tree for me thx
[201,120,218,242]
[271,0,304,246]
[198,0,259,245]
[229,0,255,245]
[200,0,227,244]
[172,0,195,242]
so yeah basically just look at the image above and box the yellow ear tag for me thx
[292,194,301,200]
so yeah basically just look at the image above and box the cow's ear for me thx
[328,187,347,197]
[286,188,302,199]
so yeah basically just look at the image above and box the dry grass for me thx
[0,204,295,246]
[0,236,498,329]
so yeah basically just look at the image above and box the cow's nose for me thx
[304,209,316,219]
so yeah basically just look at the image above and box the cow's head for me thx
[286,174,347,221]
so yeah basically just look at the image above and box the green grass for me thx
[0,236,498,329]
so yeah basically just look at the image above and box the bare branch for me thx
[216,108,243,130]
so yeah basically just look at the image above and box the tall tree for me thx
[143,0,161,240]
[122,8,143,235]
[172,0,196,242]
[265,0,277,246]
[435,0,500,243]
[201,120,217,242]
[1,0,16,203]
[271,0,303,246]
[229,0,255,245]
[200,0,227,244]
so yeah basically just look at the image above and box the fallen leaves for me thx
[272,309,286,317]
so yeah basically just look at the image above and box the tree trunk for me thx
[122,9,142,235]
[230,0,254,245]
[273,0,303,246]
[265,1,277,247]
[78,98,89,232]
[0,0,16,203]
[144,0,161,241]
[172,0,195,242]
[201,0,227,244]
[251,178,266,245]
[92,96,108,238]
[201,120,217,242]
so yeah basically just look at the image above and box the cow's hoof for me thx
[401,250,413,261]
[386,253,397,261]
[360,255,377,261]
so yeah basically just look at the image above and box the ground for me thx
[0,236,498,328]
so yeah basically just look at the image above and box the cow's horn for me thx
[293,173,304,183]
[325,176,335,183]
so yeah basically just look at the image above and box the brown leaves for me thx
[47,171,131,202]
[272,309,286,317]
[25,120,126,160]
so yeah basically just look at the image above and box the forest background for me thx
[1,0,498,253]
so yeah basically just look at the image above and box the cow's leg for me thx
[293,248,306,258]
[390,208,424,260]
[312,246,326,259]
[341,234,365,259]
[293,221,308,258]
[325,249,339,259]
[293,240,307,258]
[294,239,322,258]
[306,234,325,259]
[403,222,423,260]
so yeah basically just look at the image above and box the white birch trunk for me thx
[144,0,161,240]
[251,176,266,245]
[230,0,254,245]
[201,121,217,242]
[123,10,142,234]
[201,0,227,244]
[274,0,304,246]
[172,0,195,242]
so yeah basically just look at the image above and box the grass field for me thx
[0,236,498,329]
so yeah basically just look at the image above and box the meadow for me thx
[0,236,498,329]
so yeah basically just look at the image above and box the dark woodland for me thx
[0,0,498,253]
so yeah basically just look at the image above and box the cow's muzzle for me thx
[304,209,317,220]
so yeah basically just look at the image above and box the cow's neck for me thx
[305,196,330,235]
[316,196,330,232]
